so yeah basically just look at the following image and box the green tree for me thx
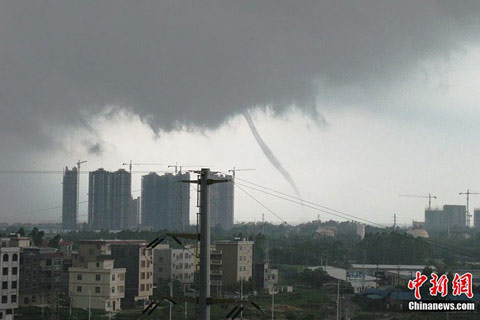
[29,227,44,246]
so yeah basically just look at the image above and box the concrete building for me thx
[474,209,480,230]
[1,235,31,249]
[69,259,126,312]
[128,197,141,229]
[62,166,78,230]
[88,169,132,230]
[310,265,378,294]
[215,240,253,286]
[425,205,466,232]
[1,247,20,320]
[153,247,195,285]
[141,172,190,231]
[19,248,63,307]
[73,240,153,308]
[253,263,278,292]
[209,174,234,230]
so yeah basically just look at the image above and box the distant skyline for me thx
[2,1,480,226]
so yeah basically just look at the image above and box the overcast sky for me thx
[1,1,480,226]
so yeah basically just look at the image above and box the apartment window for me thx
[141,272,145,279]
[2,296,7,303]
[118,286,124,293]
[77,274,82,281]
[179,274,183,279]
[12,267,17,275]
[2,268,7,276]
[11,295,16,303]
[2,282,7,289]
[12,254,18,262]
[11,281,17,289]
[96,274,101,281]
[141,260,145,268]
[2,254,8,262]
[119,274,124,280]
[111,287,115,293]
[95,287,100,294]
[77,286,82,292]
[147,260,150,268]
[5,309,12,315]
[140,284,145,291]
[96,262,100,268]
[111,274,116,281]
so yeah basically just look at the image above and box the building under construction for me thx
[141,172,190,230]
[62,166,78,230]
[209,173,234,230]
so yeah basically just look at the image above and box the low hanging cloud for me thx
[1,0,480,147]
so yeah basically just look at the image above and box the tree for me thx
[17,227,25,236]
[29,227,44,246]
[48,234,61,248]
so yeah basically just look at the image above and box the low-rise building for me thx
[19,247,63,307]
[69,259,126,312]
[0,247,20,320]
[153,247,195,286]
[253,263,278,292]
[73,240,153,308]
[215,240,253,286]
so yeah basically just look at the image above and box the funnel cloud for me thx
[244,111,301,197]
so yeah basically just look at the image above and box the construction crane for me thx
[399,194,437,210]
[122,161,165,174]
[168,163,207,174]
[459,189,480,228]
[227,167,256,180]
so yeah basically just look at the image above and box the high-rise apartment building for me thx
[209,174,234,230]
[0,246,20,320]
[425,204,466,232]
[62,167,78,230]
[88,168,132,230]
[141,172,190,230]
[474,209,480,230]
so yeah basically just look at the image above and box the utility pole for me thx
[182,168,230,320]
[336,281,340,320]
[88,290,91,320]
[459,189,480,227]
[393,214,397,230]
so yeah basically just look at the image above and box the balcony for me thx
[210,260,222,265]
[210,269,222,276]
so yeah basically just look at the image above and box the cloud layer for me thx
[1,0,480,144]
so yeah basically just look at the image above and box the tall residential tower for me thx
[62,167,78,230]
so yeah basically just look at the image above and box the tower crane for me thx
[459,189,480,228]
[168,163,207,174]
[122,161,165,174]
[227,167,256,180]
[399,194,437,210]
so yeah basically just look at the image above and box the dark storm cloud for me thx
[1,0,480,144]
[82,140,104,156]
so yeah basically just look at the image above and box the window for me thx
[77,274,82,281]
[96,262,100,268]
[77,286,82,292]
[2,282,7,289]
[141,272,145,279]
[111,287,115,293]
[12,254,18,262]
[159,267,163,272]
[11,267,17,275]
[11,295,16,303]
[111,274,116,281]
[11,281,17,289]
[2,254,8,262]
[95,287,100,293]
[140,284,145,291]
[2,268,7,276]
[118,286,124,293]
[5,309,12,315]
[95,275,101,281]
[141,260,145,268]
[46,259,52,266]
[2,296,7,303]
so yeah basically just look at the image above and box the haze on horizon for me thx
[2,1,480,226]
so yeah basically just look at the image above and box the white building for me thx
[69,259,126,312]
[153,247,195,285]
[0,247,20,320]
